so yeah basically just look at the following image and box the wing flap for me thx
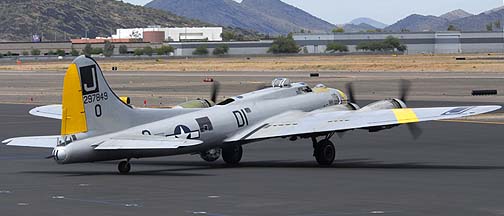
[29,105,62,120]
[94,135,203,150]
[2,135,59,148]
[226,105,501,142]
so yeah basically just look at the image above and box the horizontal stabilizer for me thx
[2,136,59,148]
[29,105,62,120]
[94,135,203,150]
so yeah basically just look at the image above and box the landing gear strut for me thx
[200,148,221,162]
[222,145,243,165]
[313,138,335,166]
[118,159,131,174]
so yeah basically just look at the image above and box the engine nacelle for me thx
[175,99,213,109]
[360,99,406,111]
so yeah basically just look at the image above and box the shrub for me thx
[119,45,128,54]
[22,51,29,56]
[143,46,153,56]
[71,49,79,56]
[193,45,209,55]
[103,41,114,57]
[268,33,300,54]
[156,45,174,55]
[47,50,55,56]
[0,52,3,58]
[325,42,348,53]
[83,44,92,56]
[212,44,229,55]
[31,49,41,56]
[133,48,144,56]
[56,49,65,56]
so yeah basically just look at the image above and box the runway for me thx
[1,103,504,216]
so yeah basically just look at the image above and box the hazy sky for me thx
[125,0,503,24]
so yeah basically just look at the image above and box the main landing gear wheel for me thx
[118,160,131,174]
[222,145,243,165]
[200,148,221,162]
[314,139,335,166]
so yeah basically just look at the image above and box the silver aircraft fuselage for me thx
[54,83,344,164]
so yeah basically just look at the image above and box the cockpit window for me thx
[217,98,235,105]
[299,86,313,93]
[57,135,74,146]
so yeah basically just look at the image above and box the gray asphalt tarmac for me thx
[1,103,504,216]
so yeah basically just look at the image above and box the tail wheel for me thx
[200,148,221,162]
[118,161,131,174]
[314,140,335,166]
[222,145,243,165]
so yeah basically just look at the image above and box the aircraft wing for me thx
[29,105,62,119]
[94,135,203,150]
[2,135,59,148]
[225,105,501,142]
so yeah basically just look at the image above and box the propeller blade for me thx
[407,123,423,140]
[345,82,357,104]
[45,155,55,159]
[210,81,220,103]
[399,79,411,102]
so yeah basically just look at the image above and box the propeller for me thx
[407,123,423,140]
[399,79,411,102]
[345,82,357,104]
[210,81,220,104]
[398,79,423,140]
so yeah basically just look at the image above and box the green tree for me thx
[356,36,407,52]
[71,49,79,56]
[0,52,3,58]
[143,46,153,56]
[103,41,115,57]
[221,31,236,41]
[133,48,144,56]
[486,23,494,31]
[212,44,229,55]
[47,50,55,56]
[83,44,92,56]
[447,25,457,31]
[22,51,29,56]
[193,45,209,55]
[156,45,174,55]
[268,33,300,54]
[31,49,41,56]
[495,20,501,29]
[332,27,345,33]
[6,51,12,56]
[325,42,348,53]
[56,49,65,56]
[119,45,128,54]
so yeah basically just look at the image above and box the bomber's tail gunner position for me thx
[3,55,501,174]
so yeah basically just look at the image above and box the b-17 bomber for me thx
[3,56,501,174]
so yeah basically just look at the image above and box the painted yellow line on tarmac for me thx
[437,119,504,125]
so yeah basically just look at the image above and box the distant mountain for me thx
[440,9,473,21]
[0,0,207,41]
[146,0,335,35]
[350,17,388,29]
[343,23,379,33]
[386,7,504,32]
[385,14,449,32]
[451,8,503,31]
